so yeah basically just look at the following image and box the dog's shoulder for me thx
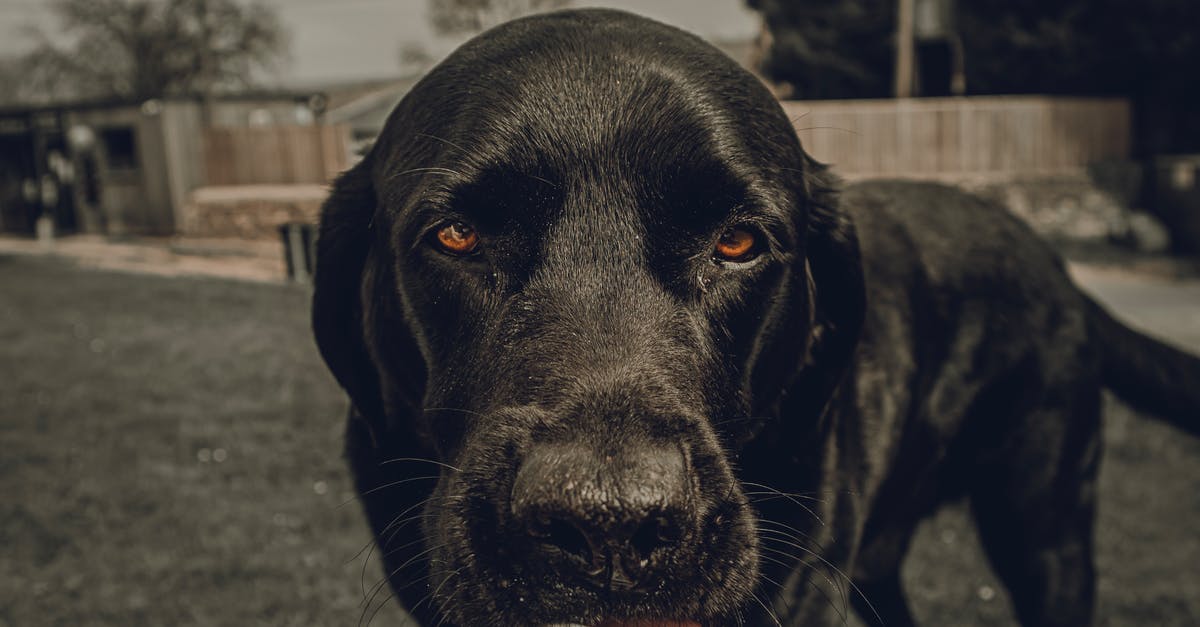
[842,180,1079,304]
[840,180,1094,413]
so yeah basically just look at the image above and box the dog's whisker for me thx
[361,564,408,627]
[345,494,455,576]
[749,589,785,627]
[739,482,825,526]
[741,481,836,500]
[360,496,445,595]
[757,550,798,571]
[410,568,463,619]
[381,540,444,586]
[392,564,443,593]
[746,491,826,503]
[387,166,467,181]
[414,132,471,156]
[807,574,848,624]
[348,533,420,569]
[758,528,844,607]
[380,511,439,549]
[341,475,440,506]
[428,568,462,620]
[375,494,454,545]
[743,481,826,525]
[377,534,433,562]
[422,406,490,420]
[756,529,847,610]
[378,456,462,473]
[360,543,448,627]
[761,544,849,620]
[412,133,560,190]
[757,571,807,624]
[756,517,827,549]
[710,415,772,428]
[788,110,812,124]
[360,589,394,627]
[756,529,881,625]
[357,586,396,624]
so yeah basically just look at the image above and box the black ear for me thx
[311,159,389,439]
[312,158,441,620]
[790,157,866,426]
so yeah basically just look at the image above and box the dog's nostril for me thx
[630,513,682,559]
[529,515,593,565]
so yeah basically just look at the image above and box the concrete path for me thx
[1070,263,1200,351]
[0,234,288,283]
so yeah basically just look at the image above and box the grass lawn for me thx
[1,254,1197,626]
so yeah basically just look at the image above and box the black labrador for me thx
[312,9,1200,627]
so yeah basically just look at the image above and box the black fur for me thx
[312,9,1200,626]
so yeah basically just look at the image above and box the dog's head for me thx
[313,9,864,626]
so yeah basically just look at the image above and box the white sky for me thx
[0,0,761,86]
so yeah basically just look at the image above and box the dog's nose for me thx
[510,443,692,589]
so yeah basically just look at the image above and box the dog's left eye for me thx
[432,221,480,255]
[714,227,760,263]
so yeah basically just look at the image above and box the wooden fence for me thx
[203,124,351,186]
[779,96,1130,181]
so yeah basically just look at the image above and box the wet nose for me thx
[510,443,693,589]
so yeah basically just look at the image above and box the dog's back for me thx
[819,180,1200,626]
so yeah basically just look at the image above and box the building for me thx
[0,92,329,237]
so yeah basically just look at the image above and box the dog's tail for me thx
[1089,297,1200,436]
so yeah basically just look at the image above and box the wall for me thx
[66,105,176,235]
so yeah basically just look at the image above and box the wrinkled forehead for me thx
[369,13,811,240]
[402,77,796,230]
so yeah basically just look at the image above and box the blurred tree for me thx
[0,57,37,105]
[748,0,1200,98]
[22,0,288,102]
[397,41,434,75]
[959,0,1200,96]
[748,0,1200,151]
[428,0,571,37]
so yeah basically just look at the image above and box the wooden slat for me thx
[779,96,1130,181]
[202,124,352,186]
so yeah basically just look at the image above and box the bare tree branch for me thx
[428,0,571,37]
[14,0,288,103]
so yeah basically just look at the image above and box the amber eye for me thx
[714,227,759,262]
[433,222,479,255]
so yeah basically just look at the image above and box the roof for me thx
[0,89,329,117]
[325,77,422,136]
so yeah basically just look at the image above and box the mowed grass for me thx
[0,255,407,627]
[1,254,1197,626]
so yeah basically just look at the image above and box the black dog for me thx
[312,9,1200,626]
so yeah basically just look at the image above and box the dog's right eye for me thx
[713,227,760,263]
[431,221,480,255]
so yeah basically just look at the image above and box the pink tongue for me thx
[598,622,701,627]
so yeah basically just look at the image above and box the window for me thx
[100,127,138,171]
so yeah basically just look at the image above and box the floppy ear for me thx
[311,160,385,433]
[312,159,441,621]
[311,157,432,446]
[789,157,866,427]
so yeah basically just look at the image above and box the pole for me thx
[895,0,915,98]
[196,0,214,127]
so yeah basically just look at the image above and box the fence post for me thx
[279,222,315,283]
